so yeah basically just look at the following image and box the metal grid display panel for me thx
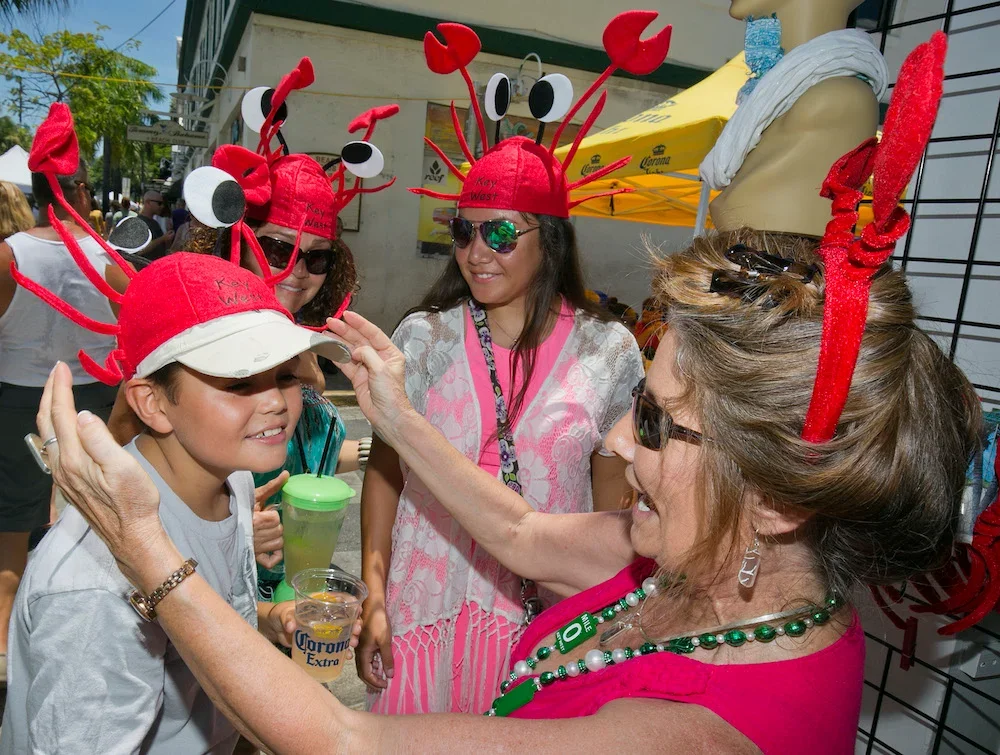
[858,1,1000,753]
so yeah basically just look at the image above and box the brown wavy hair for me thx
[650,228,982,599]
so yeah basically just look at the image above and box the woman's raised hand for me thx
[325,311,412,439]
[36,362,169,587]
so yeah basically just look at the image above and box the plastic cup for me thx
[291,568,367,683]
[281,473,353,583]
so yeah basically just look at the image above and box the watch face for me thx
[128,589,155,621]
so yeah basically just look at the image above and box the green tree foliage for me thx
[0,25,166,187]
[0,114,32,151]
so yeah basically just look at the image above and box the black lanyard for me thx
[468,299,543,623]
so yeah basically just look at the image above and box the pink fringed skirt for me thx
[366,601,523,714]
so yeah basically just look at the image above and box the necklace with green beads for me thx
[485,576,840,718]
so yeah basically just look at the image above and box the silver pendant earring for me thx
[738,531,761,589]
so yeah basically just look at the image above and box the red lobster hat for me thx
[409,11,672,218]
[10,103,350,385]
[240,57,398,240]
[801,32,948,443]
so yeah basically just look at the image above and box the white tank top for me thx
[0,231,117,386]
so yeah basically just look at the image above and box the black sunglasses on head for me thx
[631,378,706,451]
[258,235,334,275]
[448,217,539,254]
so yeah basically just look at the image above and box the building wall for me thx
[345,0,744,71]
[205,13,705,330]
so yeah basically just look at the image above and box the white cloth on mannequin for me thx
[699,29,889,190]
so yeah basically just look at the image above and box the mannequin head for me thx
[729,0,861,21]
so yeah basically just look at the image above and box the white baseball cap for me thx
[135,310,352,379]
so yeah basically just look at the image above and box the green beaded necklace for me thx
[485,576,840,718]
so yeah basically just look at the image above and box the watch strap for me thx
[128,558,198,622]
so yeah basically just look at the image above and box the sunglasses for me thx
[631,378,706,451]
[258,235,333,275]
[448,217,539,254]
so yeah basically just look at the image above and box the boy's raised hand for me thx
[253,471,288,569]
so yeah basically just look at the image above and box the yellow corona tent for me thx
[554,53,749,231]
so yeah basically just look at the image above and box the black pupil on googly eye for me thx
[342,142,373,164]
[493,77,510,115]
[213,181,246,226]
[261,88,288,124]
[528,80,555,120]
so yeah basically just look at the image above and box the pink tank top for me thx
[509,559,864,755]
[465,299,575,474]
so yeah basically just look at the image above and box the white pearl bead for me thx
[584,649,607,672]
[775,626,786,636]
[716,634,726,645]
[513,661,530,678]
[612,648,627,664]
[596,616,605,624]
[804,618,814,628]
[691,636,701,647]
[625,593,640,607]
[566,662,580,678]
[656,644,665,652]
[641,577,658,596]
[746,632,756,642]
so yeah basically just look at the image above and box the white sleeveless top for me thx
[0,231,116,386]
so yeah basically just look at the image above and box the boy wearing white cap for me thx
[0,105,351,754]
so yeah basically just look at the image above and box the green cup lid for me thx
[282,473,353,512]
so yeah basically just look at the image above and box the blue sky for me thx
[2,0,186,124]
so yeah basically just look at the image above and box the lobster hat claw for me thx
[28,103,78,175]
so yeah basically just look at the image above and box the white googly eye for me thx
[183,166,245,229]
[529,73,573,123]
[341,141,384,179]
[485,73,511,121]
[241,86,288,134]
[107,216,152,254]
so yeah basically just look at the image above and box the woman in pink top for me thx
[40,23,978,755]
[358,209,642,714]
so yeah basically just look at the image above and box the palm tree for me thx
[0,0,68,20]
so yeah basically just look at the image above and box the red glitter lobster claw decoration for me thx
[410,11,672,217]
[801,32,947,443]
[905,440,1000,636]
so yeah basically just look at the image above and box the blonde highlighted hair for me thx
[651,228,981,599]
[0,181,34,241]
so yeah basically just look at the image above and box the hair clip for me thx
[709,244,818,308]
[724,244,818,283]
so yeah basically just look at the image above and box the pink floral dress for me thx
[367,301,643,714]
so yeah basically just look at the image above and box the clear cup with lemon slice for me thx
[291,568,368,683]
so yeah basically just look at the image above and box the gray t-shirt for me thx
[0,439,258,755]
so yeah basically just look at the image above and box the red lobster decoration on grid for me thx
[409,11,672,217]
